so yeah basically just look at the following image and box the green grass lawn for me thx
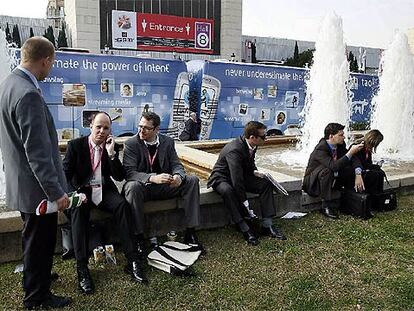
[1,194,413,311]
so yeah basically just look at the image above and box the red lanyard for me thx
[365,149,370,160]
[148,149,158,172]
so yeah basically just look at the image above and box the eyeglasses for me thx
[139,125,155,132]
[257,134,267,140]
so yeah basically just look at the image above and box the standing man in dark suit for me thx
[208,121,287,246]
[0,37,71,310]
[302,123,364,219]
[63,112,147,294]
[123,111,202,255]
[179,111,198,141]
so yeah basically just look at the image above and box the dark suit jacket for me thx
[302,138,361,195]
[63,136,124,198]
[123,134,185,183]
[350,145,374,170]
[207,136,257,203]
[0,68,66,213]
[179,118,198,141]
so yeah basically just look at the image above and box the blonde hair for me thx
[356,129,384,153]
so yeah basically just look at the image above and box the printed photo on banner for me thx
[239,103,248,115]
[101,79,115,93]
[268,85,277,98]
[276,111,287,125]
[109,108,123,123]
[253,88,264,100]
[260,108,270,121]
[120,83,133,97]
[82,110,100,128]
[285,91,299,108]
[62,84,86,106]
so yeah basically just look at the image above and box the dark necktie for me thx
[332,148,337,160]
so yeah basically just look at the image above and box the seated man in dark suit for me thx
[302,123,364,219]
[123,111,202,256]
[208,121,286,246]
[63,112,147,295]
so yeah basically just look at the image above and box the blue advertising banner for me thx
[12,50,190,139]
[189,61,378,139]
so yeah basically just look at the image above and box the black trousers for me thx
[20,212,57,307]
[212,175,276,224]
[68,187,136,265]
[124,175,201,235]
[343,168,385,194]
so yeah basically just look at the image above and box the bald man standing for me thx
[0,37,71,309]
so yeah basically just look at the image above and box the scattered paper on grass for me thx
[14,263,23,273]
[281,212,307,219]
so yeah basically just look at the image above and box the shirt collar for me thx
[17,65,40,90]
[326,140,336,151]
[144,135,159,147]
[245,138,256,152]
[88,135,105,149]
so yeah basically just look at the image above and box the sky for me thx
[0,0,413,49]
[243,0,414,49]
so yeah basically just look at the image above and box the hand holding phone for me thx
[105,135,115,158]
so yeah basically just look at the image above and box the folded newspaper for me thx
[264,173,289,196]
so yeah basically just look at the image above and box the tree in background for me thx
[12,25,21,48]
[29,27,35,38]
[5,23,12,43]
[348,51,359,72]
[57,23,68,48]
[43,25,56,47]
[284,47,314,68]
[293,41,299,64]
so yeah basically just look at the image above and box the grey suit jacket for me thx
[123,133,185,183]
[0,68,67,213]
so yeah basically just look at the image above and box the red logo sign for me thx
[136,13,214,54]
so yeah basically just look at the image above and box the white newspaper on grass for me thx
[264,172,289,196]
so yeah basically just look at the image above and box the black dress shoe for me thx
[242,230,259,246]
[25,293,71,310]
[321,207,339,219]
[77,266,94,295]
[184,230,204,251]
[124,261,148,284]
[51,272,59,281]
[261,226,287,240]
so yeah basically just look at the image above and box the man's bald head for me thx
[21,36,55,64]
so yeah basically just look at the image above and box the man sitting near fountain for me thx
[123,111,203,258]
[63,112,147,294]
[302,123,364,219]
[208,121,287,246]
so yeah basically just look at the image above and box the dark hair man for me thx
[0,37,71,309]
[63,112,147,294]
[123,111,203,272]
[179,111,198,141]
[302,123,364,218]
[207,121,287,245]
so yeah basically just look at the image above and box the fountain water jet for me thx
[0,30,14,202]
[278,12,352,167]
[370,32,414,160]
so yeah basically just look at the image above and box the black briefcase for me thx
[371,189,397,211]
[340,189,373,219]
